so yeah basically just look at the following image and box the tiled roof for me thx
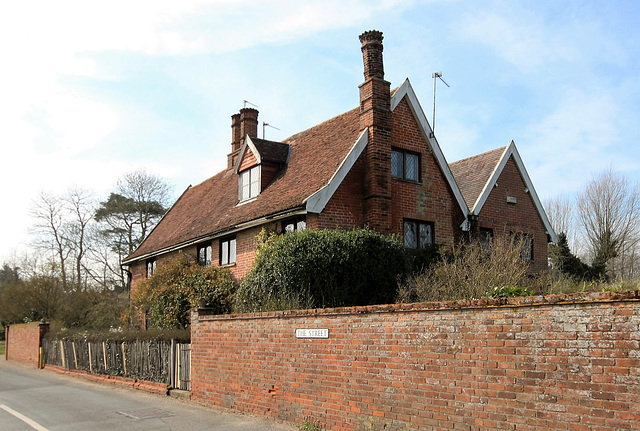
[449,146,506,211]
[125,107,361,262]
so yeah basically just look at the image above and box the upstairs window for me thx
[283,217,307,233]
[197,243,212,266]
[404,220,434,249]
[239,166,260,201]
[392,149,420,182]
[220,236,237,266]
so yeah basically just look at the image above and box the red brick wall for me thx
[316,156,366,230]
[191,290,640,430]
[478,156,549,271]
[390,97,465,244]
[5,323,49,367]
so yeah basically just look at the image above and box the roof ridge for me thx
[450,145,507,165]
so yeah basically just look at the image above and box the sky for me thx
[1,0,639,263]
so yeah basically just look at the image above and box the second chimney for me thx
[229,107,259,168]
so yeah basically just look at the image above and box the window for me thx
[479,228,493,251]
[392,149,420,182]
[220,237,237,265]
[146,259,156,278]
[239,166,260,201]
[403,220,434,249]
[283,217,307,233]
[198,243,212,266]
[511,232,533,262]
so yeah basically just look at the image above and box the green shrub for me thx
[235,228,409,312]
[132,254,237,329]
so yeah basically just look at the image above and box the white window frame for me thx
[239,166,260,201]
[220,237,237,266]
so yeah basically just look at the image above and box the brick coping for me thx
[196,289,640,321]
[44,364,170,396]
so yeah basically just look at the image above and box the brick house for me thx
[123,30,557,289]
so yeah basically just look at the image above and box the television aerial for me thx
[432,72,450,136]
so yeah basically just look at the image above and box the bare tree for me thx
[545,194,581,254]
[577,167,640,280]
[64,187,95,290]
[31,191,71,290]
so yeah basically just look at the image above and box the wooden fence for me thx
[43,339,191,391]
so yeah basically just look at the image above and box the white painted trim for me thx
[234,135,261,173]
[390,78,470,218]
[304,128,369,213]
[472,141,558,243]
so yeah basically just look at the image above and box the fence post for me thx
[170,339,176,389]
[122,342,127,377]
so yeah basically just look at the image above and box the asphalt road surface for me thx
[0,358,296,431]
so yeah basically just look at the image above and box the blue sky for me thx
[1,0,639,262]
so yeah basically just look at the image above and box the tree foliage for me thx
[132,254,237,329]
[95,169,172,290]
[549,232,607,282]
[235,228,409,313]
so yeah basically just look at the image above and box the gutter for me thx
[122,205,307,265]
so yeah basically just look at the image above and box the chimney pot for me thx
[359,30,384,80]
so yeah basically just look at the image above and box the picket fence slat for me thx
[42,339,190,389]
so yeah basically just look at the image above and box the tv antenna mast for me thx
[243,99,258,109]
[432,72,450,136]
[262,122,280,139]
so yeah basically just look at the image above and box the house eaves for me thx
[121,205,307,265]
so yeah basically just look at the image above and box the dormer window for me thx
[239,166,260,201]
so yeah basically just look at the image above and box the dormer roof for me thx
[234,136,290,173]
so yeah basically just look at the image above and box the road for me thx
[0,358,296,431]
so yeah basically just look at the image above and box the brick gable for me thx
[390,96,463,243]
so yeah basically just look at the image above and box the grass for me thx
[0,340,5,356]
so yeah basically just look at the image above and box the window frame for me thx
[239,166,260,201]
[282,217,307,234]
[220,236,237,266]
[479,228,494,251]
[403,219,434,249]
[197,243,212,267]
[146,259,156,278]
[391,148,421,182]
[511,232,534,262]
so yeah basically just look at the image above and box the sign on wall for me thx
[295,328,329,339]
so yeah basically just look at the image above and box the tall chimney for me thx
[228,108,259,169]
[359,30,392,233]
[239,108,259,140]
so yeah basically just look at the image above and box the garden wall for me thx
[191,290,640,430]
[5,322,49,367]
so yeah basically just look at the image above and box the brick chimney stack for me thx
[359,30,392,233]
[228,107,259,168]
